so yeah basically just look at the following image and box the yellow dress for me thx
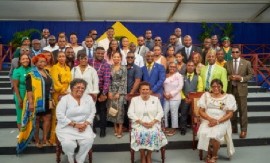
[49,62,71,144]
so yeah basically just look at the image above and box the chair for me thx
[55,94,93,163]
[188,92,204,160]
[126,93,165,163]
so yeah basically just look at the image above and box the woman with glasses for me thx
[56,78,96,163]
[197,79,236,163]
[163,62,183,136]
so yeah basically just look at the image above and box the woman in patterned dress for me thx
[107,52,127,138]
[128,81,167,163]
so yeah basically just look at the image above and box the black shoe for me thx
[180,129,186,135]
[100,129,106,137]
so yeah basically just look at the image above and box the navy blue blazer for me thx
[141,62,166,97]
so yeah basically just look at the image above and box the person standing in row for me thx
[225,46,253,138]
[107,52,127,138]
[89,47,111,137]
[49,51,71,145]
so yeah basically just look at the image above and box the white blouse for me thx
[70,65,99,94]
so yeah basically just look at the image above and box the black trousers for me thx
[95,93,108,130]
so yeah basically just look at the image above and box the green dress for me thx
[12,66,31,124]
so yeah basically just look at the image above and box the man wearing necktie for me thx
[200,52,227,92]
[77,36,94,61]
[141,51,165,104]
[180,61,203,135]
[225,46,253,139]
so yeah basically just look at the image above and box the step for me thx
[0,82,11,87]
[0,123,269,155]
[0,88,12,94]
[0,71,9,76]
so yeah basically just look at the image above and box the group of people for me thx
[10,26,253,163]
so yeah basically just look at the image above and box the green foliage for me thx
[199,22,234,43]
[10,29,41,48]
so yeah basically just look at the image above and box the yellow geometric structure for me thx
[97,21,138,45]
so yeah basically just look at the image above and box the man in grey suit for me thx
[225,45,253,138]
[135,36,149,61]
[177,35,202,63]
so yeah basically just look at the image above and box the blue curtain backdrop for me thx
[0,21,270,45]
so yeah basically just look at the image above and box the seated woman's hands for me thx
[208,118,219,127]
[136,120,157,129]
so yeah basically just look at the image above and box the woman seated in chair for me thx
[128,81,167,163]
[56,78,96,163]
[197,79,236,163]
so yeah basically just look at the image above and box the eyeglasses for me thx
[92,33,98,35]
[126,56,134,59]
[232,51,239,53]
[155,39,161,41]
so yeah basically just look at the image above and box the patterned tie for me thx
[206,65,212,91]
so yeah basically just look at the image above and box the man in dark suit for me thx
[141,51,166,101]
[77,36,95,60]
[177,35,202,63]
[52,37,67,61]
[225,45,253,139]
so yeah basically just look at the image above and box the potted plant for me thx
[9,29,41,49]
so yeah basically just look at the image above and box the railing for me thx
[242,53,270,87]
[0,44,13,71]
[240,44,270,54]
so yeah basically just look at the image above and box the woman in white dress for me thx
[128,81,167,163]
[56,79,96,163]
[197,79,236,163]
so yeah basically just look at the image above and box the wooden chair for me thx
[56,94,93,163]
[188,92,204,160]
[126,93,165,163]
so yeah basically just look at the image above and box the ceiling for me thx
[0,0,270,22]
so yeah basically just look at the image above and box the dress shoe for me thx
[239,131,247,139]
[100,129,106,137]
[180,129,186,135]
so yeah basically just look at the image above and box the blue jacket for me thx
[141,62,166,97]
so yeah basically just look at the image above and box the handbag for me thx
[108,100,119,117]
[49,99,55,109]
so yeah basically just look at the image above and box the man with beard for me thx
[52,37,68,61]
[211,35,220,51]
[65,47,75,69]
[123,52,142,130]
[88,47,111,137]
[201,37,212,64]
[40,28,50,49]
[145,30,155,51]
[43,35,59,52]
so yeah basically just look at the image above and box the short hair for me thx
[127,51,135,56]
[32,53,47,65]
[166,45,175,51]
[231,45,241,51]
[77,52,87,60]
[107,27,114,31]
[138,81,151,90]
[70,78,88,91]
[18,53,31,68]
[69,32,77,37]
[85,36,93,40]
[210,79,224,94]
[95,46,105,51]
